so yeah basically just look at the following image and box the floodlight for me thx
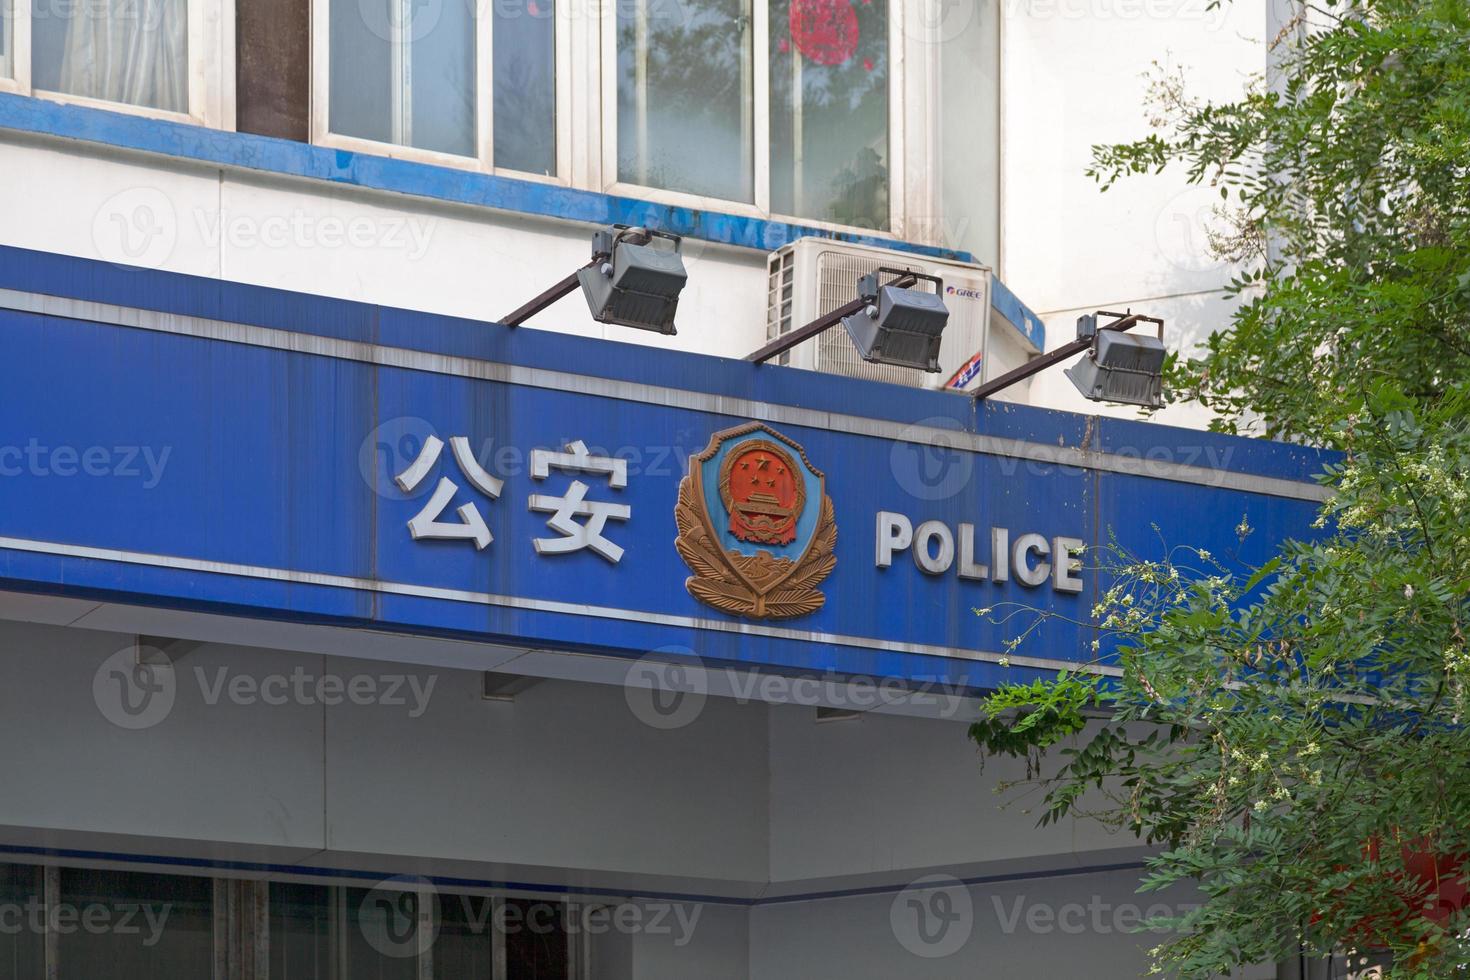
[501,225,687,334]
[576,226,687,335]
[1064,328,1167,408]
[971,310,1166,404]
[746,267,948,368]
[839,270,950,372]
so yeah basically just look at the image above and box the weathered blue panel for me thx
[0,247,1331,692]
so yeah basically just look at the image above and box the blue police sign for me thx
[0,246,1331,692]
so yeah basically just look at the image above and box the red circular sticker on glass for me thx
[788,0,860,66]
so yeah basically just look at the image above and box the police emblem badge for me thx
[675,423,837,619]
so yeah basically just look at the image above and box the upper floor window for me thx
[5,0,951,245]
[0,0,12,81]
[767,0,889,228]
[316,0,562,176]
[309,0,922,232]
[0,0,228,124]
[612,0,890,229]
[614,0,756,203]
[34,0,189,113]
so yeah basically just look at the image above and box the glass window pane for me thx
[769,0,889,229]
[617,0,754,202]
[57,867,214,978]
[504,899,570,980]
[340,885,425,980]
[269,882,331,980]
[431,893,494,979]
[0,863,43,978]
[493,0,556,174]
[331,0,476,158]
[31,0,189,113]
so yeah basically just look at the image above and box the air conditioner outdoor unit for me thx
[764,238,1041,398]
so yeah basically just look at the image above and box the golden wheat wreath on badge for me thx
[675,423,837,620]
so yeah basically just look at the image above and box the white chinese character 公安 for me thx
[396,435,504,550]
[528,440,630,563]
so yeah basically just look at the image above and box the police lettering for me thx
[874,512,1083,593]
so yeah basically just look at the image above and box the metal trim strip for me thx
[0,534,1120,674]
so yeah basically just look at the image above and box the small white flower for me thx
[1404,584,1414,600]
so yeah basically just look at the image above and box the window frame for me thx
[597,0,764,215]
[0,0,233,128]
[3,0,944,245]
[0,0,18,88]
[0,2,27,96]
[305,0,940,241]
[596,0,938,241]
[310,0,575,185]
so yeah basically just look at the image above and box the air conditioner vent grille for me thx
[765,249,797,366]
[814,251,932,386]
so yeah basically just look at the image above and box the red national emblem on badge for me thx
[720,441,805,546]
[675,423,837,620]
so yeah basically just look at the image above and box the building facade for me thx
[0,0,1313,976]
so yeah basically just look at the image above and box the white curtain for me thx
[58,0,187,112]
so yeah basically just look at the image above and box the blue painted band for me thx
[0,843,1147,907]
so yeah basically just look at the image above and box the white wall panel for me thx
[0,139,222,279]
[1001,0,1266,313]
[748,868,1281,979]
[320,667,772,882]
[765,701,1139,885]
[631,901,750,980]
[1000,0,1270,427]
[0,618,1158,895]
[0,136,774,359]
[0,621,325,851]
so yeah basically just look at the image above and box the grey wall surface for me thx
[0,615,1231,977]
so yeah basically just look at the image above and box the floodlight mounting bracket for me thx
[970,310,1163,402]
[500,226,664,328]
[745,268,924,364]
